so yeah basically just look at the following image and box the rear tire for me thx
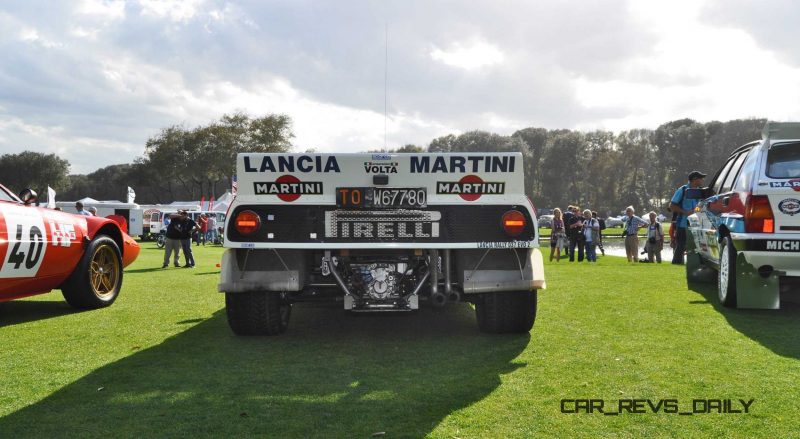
[225,291,291,335]
[718,235,738,308]
[61,235,123,309]
[475,291,537,334]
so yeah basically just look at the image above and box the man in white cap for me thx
[669,170,706,264]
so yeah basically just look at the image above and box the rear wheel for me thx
[718,235,738,308]
[225,291,291,335]
[61,236,123,309]
[475,291,537,334]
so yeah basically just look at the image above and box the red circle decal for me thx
[275,174,301,202]
[458,175,483,201]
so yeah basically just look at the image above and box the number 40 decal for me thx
[8,224,44,270]
[0,208,48,278]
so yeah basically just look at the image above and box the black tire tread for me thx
[476,291,537,334]
[225,291,290,335]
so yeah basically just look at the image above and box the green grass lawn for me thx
[1,243,799,437]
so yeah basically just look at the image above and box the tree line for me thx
[1,113,765,214]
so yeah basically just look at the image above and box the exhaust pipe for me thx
[443,249,460,302]
[429,250,446,307]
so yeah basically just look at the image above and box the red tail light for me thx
[235,210,261,235]
[502,210,526,237]
[744,195,774,233]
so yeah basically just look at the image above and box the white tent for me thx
[212,191,234,212]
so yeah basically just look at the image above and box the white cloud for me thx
[4,0,800,176]
[430,39,505,70]
[138,0,204,23]
[77,0,126,21]
[18,27,62,48]
[574,0,800,131]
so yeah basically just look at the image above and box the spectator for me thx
[670,170,706,265]
[207,214,218,244]
[75,201,91,216]
[549,207,566,262]
[563,205,575,259]
[644,211,664,263]
[623,206,648,263]
[162,212,183,268]
[593,211,605,256]
[567,206,585,262]
[178,210,198,268]
[197,213,208,246]
[582,209,600,262]
[87,206,97,216]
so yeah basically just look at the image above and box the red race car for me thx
[0,184,140,308]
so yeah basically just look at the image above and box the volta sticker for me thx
[778,198,800,216]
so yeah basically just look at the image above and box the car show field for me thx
[1,242,799,437]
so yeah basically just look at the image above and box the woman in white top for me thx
[582,209,600,262]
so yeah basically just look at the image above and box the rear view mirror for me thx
[18,188,38,205]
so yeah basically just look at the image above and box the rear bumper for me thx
[731,233,800,277]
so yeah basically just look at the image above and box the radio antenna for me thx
[384,22,388,152]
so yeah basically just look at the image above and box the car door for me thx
[697,150,750,263]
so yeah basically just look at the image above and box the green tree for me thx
[135,112,294,201]
[512,127,548,196]
[0,151,70,196]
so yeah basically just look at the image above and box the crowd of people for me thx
[548,204,665,264]
[546,170,706,265]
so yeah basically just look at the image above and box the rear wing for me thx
[234,152,527,206]
[763,122,800,142]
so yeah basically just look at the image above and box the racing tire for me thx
[61,235,123,309]
[475,291,537,334]
[156,234,166,249]
[225,291,291,336]
[718,235,738,308]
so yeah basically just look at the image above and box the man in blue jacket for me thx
[669,171,706,264]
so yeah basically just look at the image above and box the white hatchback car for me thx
[686,122,800,308]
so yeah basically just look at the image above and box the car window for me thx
[720,152,748,193]
[712,154,739,194]
[734,148,758,192]
[0,187,17,202]
[766,141,800,178]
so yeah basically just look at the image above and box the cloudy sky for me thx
[2,0,800,173]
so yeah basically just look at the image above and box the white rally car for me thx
[686,122,800,308]
[219,152,546,335]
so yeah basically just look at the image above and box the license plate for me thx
[336,187,427,209]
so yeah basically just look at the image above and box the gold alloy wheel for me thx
[89,244,120,299]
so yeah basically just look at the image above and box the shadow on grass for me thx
[125,267,166,274]
[0,303,530,437]
[687,280,800,359]
[0,300,80,327]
